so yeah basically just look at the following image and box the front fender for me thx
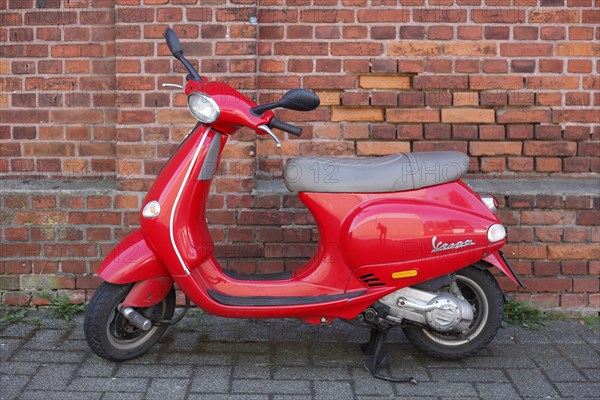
[97,229,171,284]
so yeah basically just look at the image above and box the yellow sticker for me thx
[392,270,418,279]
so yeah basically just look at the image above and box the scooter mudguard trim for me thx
[483,251,525,288]
[207,289,366,307]
[97,229,171,284]
[222,270,293,281]
[122,277,174,308]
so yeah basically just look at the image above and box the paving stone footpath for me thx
[1,309,598,400]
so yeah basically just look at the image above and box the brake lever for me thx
[162,83,185,89]
[257,125,281,148]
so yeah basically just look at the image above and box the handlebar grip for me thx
[269,118,302,137]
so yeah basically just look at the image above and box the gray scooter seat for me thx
[283,151,469,193]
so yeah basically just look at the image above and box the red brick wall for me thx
[1,0,598,313]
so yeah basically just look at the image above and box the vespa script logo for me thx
[431,236,475,253]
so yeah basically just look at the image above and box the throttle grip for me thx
[269,118,302,137]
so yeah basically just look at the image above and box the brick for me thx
[359,76,410,89]
[371,59,397,73]
[569,27,593,40]
[535,125,562,139]
[426,92,452,107]
[427,60,452,73]
[342,26,368,39]
[370,124,396,139]
[548,245,599,260]
[472,9,525,23]
[413,76,468,90]
[386,108,440,123]
[485,26,509,40]
[371,26,395,40]
[388,42,441,56]
[52,44,103,58]
[398,60,424,73]
[444,43,496,56]
[540,27,566,40]
[414,9,467,23]
[577,211,599,226]
[522,211,575,225]
[332,43,382,56]
[470,142,522,156]
[455,60,479,73]
[511,60,535,73]
[482,60,508,73]
[396,92,423,107]
[342,92,369,106]
[480,157,506,173]
[527,76,580,90]
[524,142,577,156]
[458,26,482,40]
[497,109,551,124]
[424,125,451,139]
[399,26,425,39]
[529,10,580,23]
[501,43,553,57]
[357,9,409,22]
[470,76,523,90]
[357,141,410,155]
[428,26,453,40]
[441,109,495,124]
[553,110,600,124]
[556,43,600,57]
[330,108,384,122]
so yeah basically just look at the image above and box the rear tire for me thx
[84,282,175,361]
[402,266,504,360]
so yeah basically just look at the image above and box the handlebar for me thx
[269,118,302,137]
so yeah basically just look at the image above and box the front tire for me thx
[84,282,175,361]
[402,266,504,359]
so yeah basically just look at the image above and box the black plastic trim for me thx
[207,289,367,306]
[222,270,292,281]
[499,251,526,288]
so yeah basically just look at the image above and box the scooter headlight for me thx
[487,224,506,243]
[188,93,220,123]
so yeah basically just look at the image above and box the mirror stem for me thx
[250,102,278,116]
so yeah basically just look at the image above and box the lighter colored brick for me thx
[442,109,495,123]
[444,43,497,56]
[556,43,600,57]
[358,75,410,90]
[330,107,384,122]
[357,141,410,156]
[388,42,441,56]
[316,91,340,106]
[0,60,10,74]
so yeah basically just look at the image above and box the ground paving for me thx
[1,309,598,399]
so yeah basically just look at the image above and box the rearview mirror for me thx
[164,28,183,58]
[251,89,321,115]
[277,89,321,112]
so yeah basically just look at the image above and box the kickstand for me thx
[360,328,417,384]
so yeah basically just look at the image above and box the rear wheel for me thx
[84,282,175,361]
[402,266,504,359]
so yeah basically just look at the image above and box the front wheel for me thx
[84,282,175,361]
[402,266,504,359]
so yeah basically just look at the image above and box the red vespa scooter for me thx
[84,29,524,383]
